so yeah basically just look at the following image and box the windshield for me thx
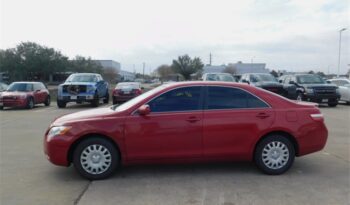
[116,83,140,89]
[297,75,325,84]
[7,83,33,92]
[113,84,169,111]
[66,74,98,82]
[253,74,277,82]
[206,74,235,82]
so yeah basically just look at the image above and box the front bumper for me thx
[58,93,95,103]
[303,93,340,103]
[0,98,27,108]
[43,132,73,166]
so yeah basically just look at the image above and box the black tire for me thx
[27,97,34,109]
[91,92,99,107]
[57,100,66,108]
[103,90,109,104]
[73,137,119,180]
[328,100,338,107]
[254,135,295,175]
[44,95,51,106]
[112,97,117,105]
[0,106,3,110]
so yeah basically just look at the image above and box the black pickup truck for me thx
[240,73,296,99]
[279,74,340,107]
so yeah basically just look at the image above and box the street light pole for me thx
[337,28,347,77]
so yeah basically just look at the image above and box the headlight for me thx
[305,88,314,94]
[19,94,27,99]
[86,85,95,93]
[47,126,71,141]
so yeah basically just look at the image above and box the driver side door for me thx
[124,86,204,161]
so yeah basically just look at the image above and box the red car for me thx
[44,81,327,180]
[112,82,143,104]
[0,82,50,110]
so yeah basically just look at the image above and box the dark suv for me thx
[279,74,340,107]
[240,73,296,99]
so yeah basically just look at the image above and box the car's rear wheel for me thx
[103,90,109,104]
[254,135,295,175]
[73,137,119,180]
[44,95,51,106]
[27,97,34,109]
[57,100,66,108]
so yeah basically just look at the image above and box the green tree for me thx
[156,64,173,82]
[223,64,237,75]
[0,42,68,81]
[270,70,278,77]
[171,55,204,80]
[69,56,103,73]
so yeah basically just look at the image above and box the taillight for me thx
[113,89,120,96]
[310,113,324,121]
[133,89,142,95]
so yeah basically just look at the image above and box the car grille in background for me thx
[62,85,87,94]
[314,88,336,95]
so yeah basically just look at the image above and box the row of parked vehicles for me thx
[0,73,144,110]
[203,72,350,107]
[1,72,350,110]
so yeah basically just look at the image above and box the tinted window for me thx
[7,83,33,92]
[207,87,269,109]
[148,86,202,112]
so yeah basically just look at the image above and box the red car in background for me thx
[112,82,143,104]
[44,81,327,180]
[0,82,50,110]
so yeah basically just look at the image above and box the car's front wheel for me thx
[103,90,109,104]
[328,100,338,107]
[73,137,119,180]
[44,95,51,106]
[27,97,34,109]
[254,135,295,175]
[91,92,99,107]
[57,100,66,108]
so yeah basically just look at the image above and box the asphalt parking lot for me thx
[0,102,349,205]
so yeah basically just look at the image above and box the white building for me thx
[203,62,269,75]
[95,60,135,81]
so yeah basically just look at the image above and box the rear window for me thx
[116,83,140,89]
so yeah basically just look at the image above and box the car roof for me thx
[162,81,251,89]
[10,81,42,84]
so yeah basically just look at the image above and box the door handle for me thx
[256,113,270,119]
[186,116,200,123]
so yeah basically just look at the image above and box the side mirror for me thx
[289,81,295,85]
[326,81,331,84]
[279,80,283,83]
[138,104,150,115]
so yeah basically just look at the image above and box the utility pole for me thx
[209,53,212,65]
[143,62,145,79]
[337,28,347,77]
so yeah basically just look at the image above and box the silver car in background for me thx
[328,78,350,104]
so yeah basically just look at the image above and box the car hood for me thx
[299,84,337,89]
[254,82,282,87]
[53,107,121,125]
[60,82,96,86]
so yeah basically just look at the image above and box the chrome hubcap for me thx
[262,141,289,169]
[80,144,112,175]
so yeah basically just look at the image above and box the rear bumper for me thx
[297,121,328,156]
[112,95,136,102]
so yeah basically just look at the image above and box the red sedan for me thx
[0,82,50,110]
[44,81,327,180]
[112,82,143,104]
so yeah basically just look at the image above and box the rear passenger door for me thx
[202,86,275,159]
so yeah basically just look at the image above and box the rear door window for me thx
[206,86,269,110]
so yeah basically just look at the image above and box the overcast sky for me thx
[1,0,349,74]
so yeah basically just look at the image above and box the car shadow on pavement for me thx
[0,105,50,111]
